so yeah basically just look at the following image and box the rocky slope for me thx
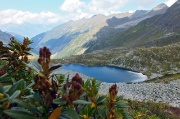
[85,1,179,53]
[30,3,168,58]
[0,30,12,44]
[53,68,180,108]
[32,13,132,55]
[99,80,180,108]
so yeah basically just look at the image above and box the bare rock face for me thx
[31,2,172,58]
[152,3,168,11]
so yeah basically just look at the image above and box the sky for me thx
[0,0,177,37]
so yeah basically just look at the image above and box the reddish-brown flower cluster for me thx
[23,55,28,63]
[38,47,51,65]
[34,75,52,91]
[23,37,29,48]
[62,73,84,104]
[33,46,58,108]
[108,84,118,119]
[38,46,52,75]
[0,70,5,76]
[72,73,82,84]
[34,74,55,107]
[109,84,118,97]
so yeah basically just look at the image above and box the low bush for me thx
[0,38,131,119]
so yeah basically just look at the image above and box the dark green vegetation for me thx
[145,73,180,83]
[128,100,180,119]
[0,38,131,119]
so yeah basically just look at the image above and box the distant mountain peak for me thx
[152,3,168,11]
[91,14,105,18]
[178,0,180,4]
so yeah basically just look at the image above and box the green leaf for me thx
[3,110,38,119]
[49,64,62,72]
[24,51,32,55]
[9,90,21,101]
[97,107,108,118]
[32,61,43,71]
[0,98,8,103]
[3,85,11,93]
[59,113,71,119]
[54,74,65,84]
[67,108,79,119]
[33,92,41,101]
[73,100,92,105]
[0,73,8,80]
[25,81,34,90]
[0,66,4,70]
[121,109,132,119]
[8,79,24,95]
[79,92,87,98]
[25,63,39,73]
[88,106,96,117]
[96,96,106,105]
[0,86,3,93]
[11,78,16,84]
[116,101,129,108]
[59,109,71,119]
[114,109,123,118]
[53,98,67,105]
[13,99,39,113]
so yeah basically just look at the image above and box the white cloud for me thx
[60,0,84,12]
[0,0,177,28]
[128,10,136,13]
[59,0,128,20]
[0,9,63,25]
[165,0,177,6]
[60,0,175,21]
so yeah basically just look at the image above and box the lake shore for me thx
[55,69,180,108]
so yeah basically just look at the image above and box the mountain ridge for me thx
[1,2,178,59]
[31,2,169,58]
[85,1,179,53]
[0,30,13,44]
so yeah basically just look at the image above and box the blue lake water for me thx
[61,64,147,83]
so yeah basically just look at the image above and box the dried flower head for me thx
[0,70,5,76]
[10,37,14,41]
[24,55,28,63]
[72,73,82,84]
[23,37,29,47]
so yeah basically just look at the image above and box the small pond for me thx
[61,64,147,83]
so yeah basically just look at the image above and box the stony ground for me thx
[55,69,180,108]
[99,80,180,108]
